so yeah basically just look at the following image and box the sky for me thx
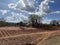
[0,0,60,23]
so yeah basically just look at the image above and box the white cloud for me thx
[8,3,17,10]
[8,0,35,12]
[42,17,52,24]
[0,10,10,15]
[51,11,60,14]
[29,0,55,16]
[28,0,55,16]
[5,12,28,23]
[37,0,54,16]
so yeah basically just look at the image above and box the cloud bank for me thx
[8,0,35,12]
[29,0,55,16]
[35,0,54,16]
[5,12,28,23]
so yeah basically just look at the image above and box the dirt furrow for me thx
[3,30,10,36]
[0,31,6,37]
[2,31,8,36]
[0,31,3,37]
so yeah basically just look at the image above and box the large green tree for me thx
[29,14,42,27]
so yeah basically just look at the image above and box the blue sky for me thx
[0,0,60,23]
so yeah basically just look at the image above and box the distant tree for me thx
[19,21,24,26]
[50,20,59,26]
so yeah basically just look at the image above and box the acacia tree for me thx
[29,14,42,27]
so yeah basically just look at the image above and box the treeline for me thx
[0,21,18,27]
[0,21,29,27]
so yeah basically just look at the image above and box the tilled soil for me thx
[0,26,60,45]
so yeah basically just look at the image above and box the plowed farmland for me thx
[0,26,60,45]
